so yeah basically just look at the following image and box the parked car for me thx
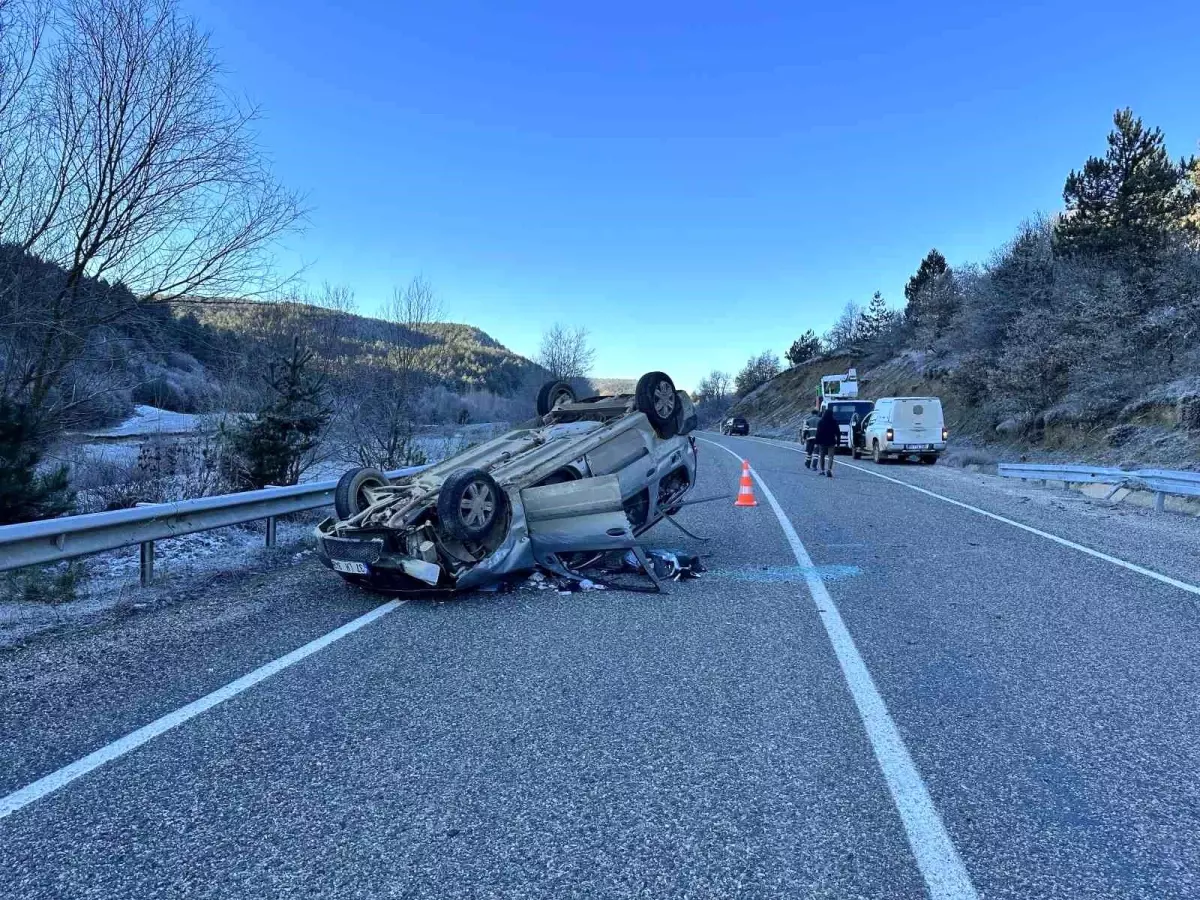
[314,371,699,593]
[857,397,947,464]
[801,400,874,452]
[721,416,750,436]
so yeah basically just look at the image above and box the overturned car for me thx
[315,371,699,593]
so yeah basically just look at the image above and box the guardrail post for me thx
[265,515,277,547]
[139,541,154,586]
[1154,492,1165,514]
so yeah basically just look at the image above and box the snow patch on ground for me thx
[80,405,217,438]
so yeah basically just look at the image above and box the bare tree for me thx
[310,281,357,316]
[340,276,443,468]
[536,323,596,381]
[824,301,865,352]
[695,369,730,403]
[0,0,303,434]
[0,0,47,136]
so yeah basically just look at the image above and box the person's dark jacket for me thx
[801,411,821,441]
[815,408,839,446]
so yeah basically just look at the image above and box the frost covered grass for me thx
[0,517,323,646]
[79,405,234,438]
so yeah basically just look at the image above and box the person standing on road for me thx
[802,407,821,469]
[815,405,839,478]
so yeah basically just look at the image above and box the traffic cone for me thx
[734,459,758,507]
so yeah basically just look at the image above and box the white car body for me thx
[860,397,947,462]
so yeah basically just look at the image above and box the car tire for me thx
[437,468,507,542]
[536,380,577,417]
[334,467,390,520]
[635,371,679,437]
[872,441,886,464]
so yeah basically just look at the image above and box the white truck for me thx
[857,396,948,464]
[800,369,873,451]
[818,368,859,405]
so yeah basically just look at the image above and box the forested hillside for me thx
[721,110,1200,465]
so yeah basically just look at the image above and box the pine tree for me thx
[904,251,958,342]
[859,291,897,341]
[0,397,75,525]
[904,250,949,308]
[227,337,332,489]
[1179,154,1200,240]
[1055,109,1193,261]
[785,330,822,367]
[734,351,781,397]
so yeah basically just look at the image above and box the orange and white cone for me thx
[734,459,758,507]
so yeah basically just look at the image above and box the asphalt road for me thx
[3,434,1200,899]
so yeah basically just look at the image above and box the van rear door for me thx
[891,399,943,450]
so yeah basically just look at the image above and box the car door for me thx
[867,402,889,450]
[858,412,876,453]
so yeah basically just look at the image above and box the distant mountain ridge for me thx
[179,300,544,398]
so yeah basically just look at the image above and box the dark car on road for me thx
[721,416,750,436]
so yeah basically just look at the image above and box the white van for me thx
[857,397,947,464]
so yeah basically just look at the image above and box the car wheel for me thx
[536,380,577,417]
[872,441,885,464]
[438,468,508,542]
[635,371,679,437]
[334,467,390,520]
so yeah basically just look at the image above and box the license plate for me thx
[332,560,369,575]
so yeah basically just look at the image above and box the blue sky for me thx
[188,0,1199,390]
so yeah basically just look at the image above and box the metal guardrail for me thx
[998,462,1200,512]
[0,466,428,585]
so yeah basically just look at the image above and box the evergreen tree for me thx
[734,351,782,397]
[785,330,822,367]
[0,397,75,525]
[1179,154,1200,240]
[904,249,949,308]
[903,251,958,343]
[858,291,897,341]
[227,337,332,489]
[1054,109,1194,261]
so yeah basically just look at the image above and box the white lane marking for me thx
[735,434,1200,599]
[0,600,403,820]
[699,437,979,900]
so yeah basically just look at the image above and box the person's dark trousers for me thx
[804,438,817,468]
[818,443,835,475]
